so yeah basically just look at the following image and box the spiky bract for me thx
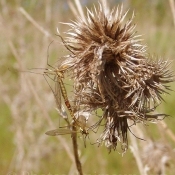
[59,3,174,152]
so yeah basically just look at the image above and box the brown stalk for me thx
[72,124,83,175]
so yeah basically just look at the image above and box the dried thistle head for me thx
[59,3,174,152]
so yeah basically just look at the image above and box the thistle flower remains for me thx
[59,3,174,153]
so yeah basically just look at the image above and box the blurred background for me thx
[0,0,175,174]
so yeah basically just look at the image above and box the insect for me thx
[12,41,89,136]
[44,67,74,119]
[43,63,91,134]
[45,113,89,137]
[45,128,78,136]
[45,125,88,136]
[43,42,89,136]
[45,113,90,148]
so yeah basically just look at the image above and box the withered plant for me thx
[59,2,174,153]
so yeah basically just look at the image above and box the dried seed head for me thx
[59,3,174,152]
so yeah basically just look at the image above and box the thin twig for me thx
[72,124,83,175]
[74,0,85,22]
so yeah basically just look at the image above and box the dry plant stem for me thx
[129,133,147,175]
[128,121,146,175]
[19,7,54,40]
[68,0,85,22]
[74,0,85,21]
[68,0,79,18]
[169,0,175,26]
[72,123,83,175]
[160,120,175,143]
